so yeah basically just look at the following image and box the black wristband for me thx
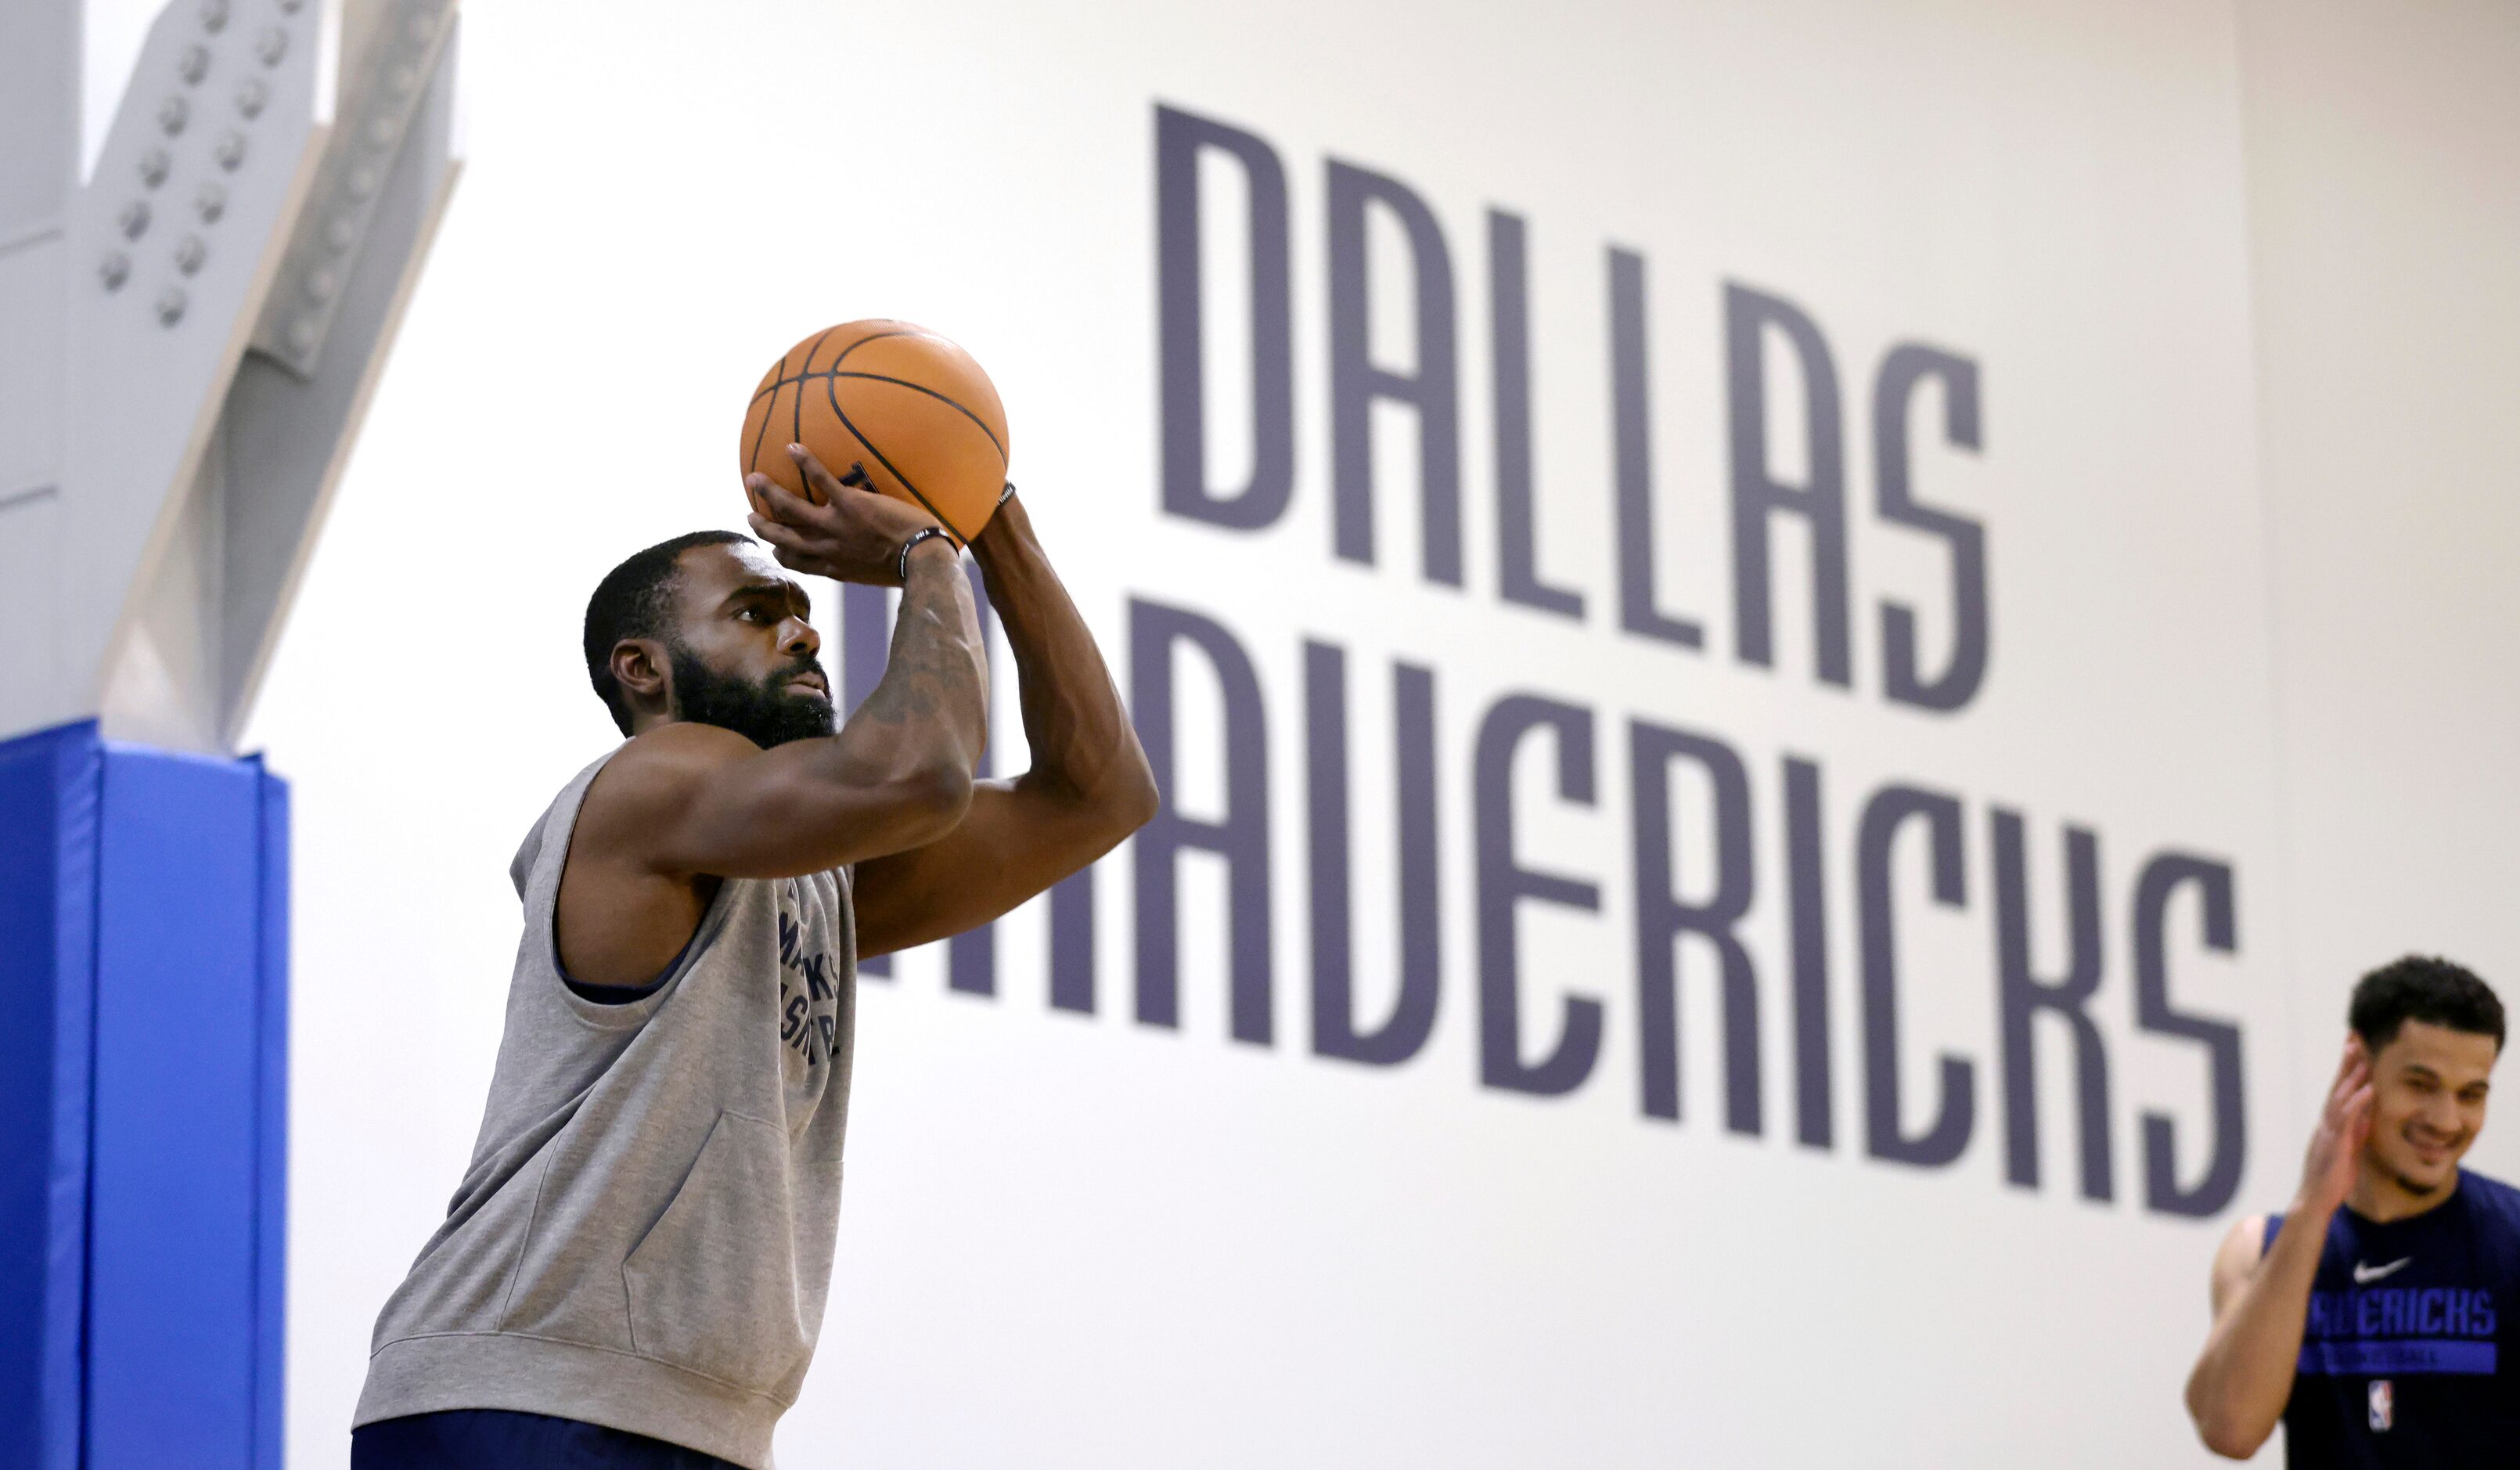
[895,525,953,582]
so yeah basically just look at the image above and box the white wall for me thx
[2243,0,2520,1188]
[236,0,2520,1465]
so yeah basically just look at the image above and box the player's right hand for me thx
[2296,1035,2373,1218]
[747,444,946,587]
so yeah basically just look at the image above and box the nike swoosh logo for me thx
[2354,1257,2414,1284]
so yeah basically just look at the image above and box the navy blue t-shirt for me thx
[2267,1169,2520,1467]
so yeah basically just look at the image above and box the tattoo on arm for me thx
[853,555,986,752]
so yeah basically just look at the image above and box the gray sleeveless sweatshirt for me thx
[355,751,858,1468]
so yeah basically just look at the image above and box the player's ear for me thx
[611,639,672,715]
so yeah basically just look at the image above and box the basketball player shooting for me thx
[2184,957,2517,1464]
[347,445,1157,1469]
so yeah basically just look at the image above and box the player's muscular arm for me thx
[558,451,986,985]
[2186,1039,2373,1458]
[616,540,987,881]
[852,492,1158,957]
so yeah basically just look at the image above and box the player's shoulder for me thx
[2452,1170,2520,1282]
[596,722,764,794]
[578,722,766,834]
[2203,1212,2273,1310]
[2215,1211,2273,1274]
[2456,1167,2520,1224]
[611,719,766,768]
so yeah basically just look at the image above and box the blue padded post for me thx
[0,722,290,1470]
[253,767,290,1470]
[0,722,103,1470]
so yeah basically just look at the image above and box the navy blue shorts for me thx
[351,1409,742,1469]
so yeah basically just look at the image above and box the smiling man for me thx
[348,447,1157,1469]
[2187,956,2518,1465]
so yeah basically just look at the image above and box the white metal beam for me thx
[0,0,460,751]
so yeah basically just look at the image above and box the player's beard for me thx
[668,644,837,750]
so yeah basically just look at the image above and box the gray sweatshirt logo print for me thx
[776,897,843,1067]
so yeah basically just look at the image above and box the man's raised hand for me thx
[745,444,947,586]
[2298,1036,2374,1219]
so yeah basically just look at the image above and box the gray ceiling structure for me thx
[0,0,462,753]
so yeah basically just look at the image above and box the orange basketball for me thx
[739,319,1011,546]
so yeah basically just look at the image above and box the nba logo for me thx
[2368,1379,2394,1432]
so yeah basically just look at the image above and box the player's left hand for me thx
[746,445,943,586]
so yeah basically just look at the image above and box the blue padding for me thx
[0,722,102,1470]
[89,744,280,1469]
[0,722,289,1470]
[253,766,290,1470]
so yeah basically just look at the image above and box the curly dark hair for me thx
[2349,955,2505,1054]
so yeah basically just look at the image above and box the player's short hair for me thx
[583,530,752,734]
[2349,955,2505,1054]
